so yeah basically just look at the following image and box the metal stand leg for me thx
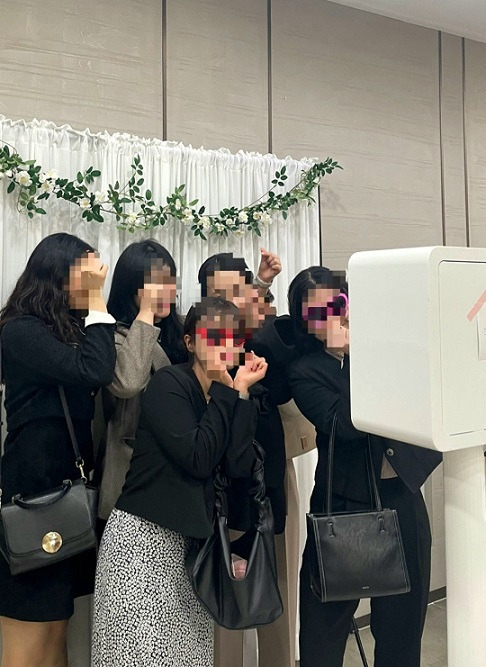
[351,617,369,667]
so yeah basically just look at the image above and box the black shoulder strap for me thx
[58,385,87,481]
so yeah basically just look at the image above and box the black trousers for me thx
[299,478,432,667]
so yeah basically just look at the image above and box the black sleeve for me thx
[287,355,365,441]
[2,316,116,388]
[142,370,242,479]
[223,398,258,478]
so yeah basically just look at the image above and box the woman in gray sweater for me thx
[97,240,187,524]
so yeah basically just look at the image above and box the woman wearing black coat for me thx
[286,266,442,667]
[0,233,116,667]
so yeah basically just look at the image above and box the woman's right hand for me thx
[137,286,160,324]
[342,319,349,355]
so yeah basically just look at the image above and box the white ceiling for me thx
[328,0,486,43]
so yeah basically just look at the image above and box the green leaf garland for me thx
[0,144,342,238]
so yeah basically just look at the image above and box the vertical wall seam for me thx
[462,37,471,247]
[438,32,446,246]
[162,0,168,141]
[267,0,273,154]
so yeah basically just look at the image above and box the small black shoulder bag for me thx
[0,383,98,576]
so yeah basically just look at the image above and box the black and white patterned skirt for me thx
[92,508,213,666]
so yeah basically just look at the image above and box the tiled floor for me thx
[342,599,447,667]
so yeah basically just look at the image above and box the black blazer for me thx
[287,350,442,507]
[117,364,258,539]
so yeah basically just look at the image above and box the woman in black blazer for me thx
[0,233,116,667]
[286,267,442,667]
[92,297,268,667]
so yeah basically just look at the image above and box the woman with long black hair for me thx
[0,232,116,667]
[97,240,187,524]
[286,266,442,667]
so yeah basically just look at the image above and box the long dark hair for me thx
[0,232,95,343]
[288,266,347,352]
[107,240,187,364]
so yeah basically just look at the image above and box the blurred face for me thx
[240,287,272,335]
[186,312,244,375]
[136,261,177,319]
[208,270,271,336]
[302,287,348,349]
[67,251,102,311]
[207,270,248,303]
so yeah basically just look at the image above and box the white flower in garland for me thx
[260,212,272,225]
[174,198,182,210]
[41,180,55,194]
[234,228,245,238]
[238,211,248,223]
[79,197,91,210]
[200,216,211,231]
[253,211,262,221]
[215,222,225,233]
[182,208,194,224]
[39,169,58,183]
[4,169,13,178]
[15,170,32,187]
[126,211,138,225]
[94,190,107,204]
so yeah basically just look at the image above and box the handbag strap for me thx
[214,440,267,521]
[325,414,382,515]
[0,349,86,507]
[58,386,87,482]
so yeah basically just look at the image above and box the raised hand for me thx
[257,248,282,285]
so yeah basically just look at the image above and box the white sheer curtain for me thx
[0,116,319,316]
[0,115,319,664]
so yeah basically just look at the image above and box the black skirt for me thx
[0,548,96,622]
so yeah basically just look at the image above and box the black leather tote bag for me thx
[0,386,98,575]
[186,443,283,630]
[306,415,410,603]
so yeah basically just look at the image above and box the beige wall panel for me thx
[166,0,268,153]
[464,39,486,248]
[0,0,163,137]
[272,0,443,269]
[441,33,467,247]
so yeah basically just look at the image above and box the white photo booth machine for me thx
[348,246,486,667]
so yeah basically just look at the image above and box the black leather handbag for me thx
[306,415,410,603]
[0,386,98,576]
[185,444,283,630]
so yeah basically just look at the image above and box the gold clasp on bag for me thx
[42,532,63,554]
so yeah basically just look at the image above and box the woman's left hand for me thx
[233,353,268,393]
